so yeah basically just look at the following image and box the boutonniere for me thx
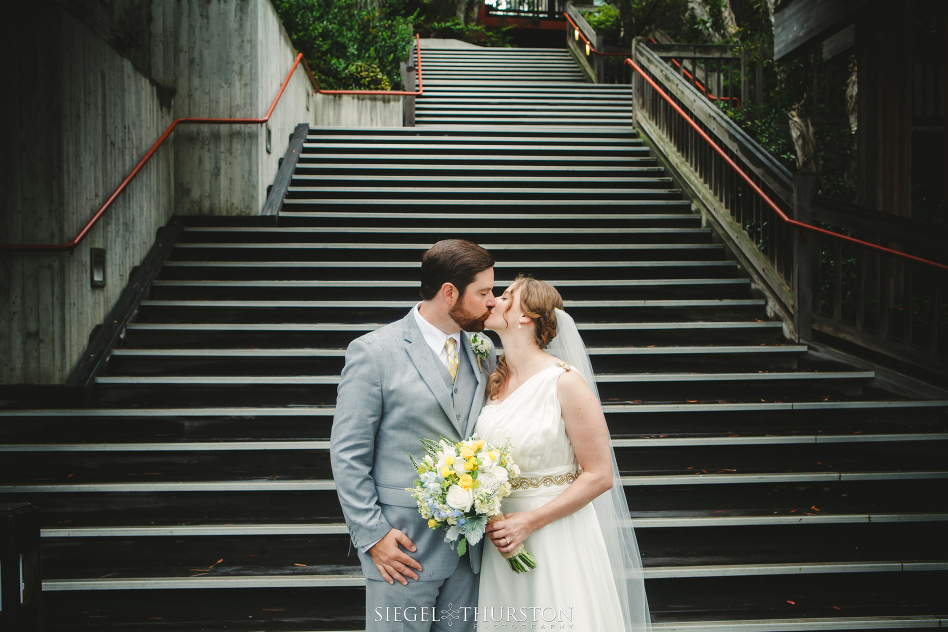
[469,333,491,373]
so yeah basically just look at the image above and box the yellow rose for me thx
[475,440,486,450]
[459,474,474,489]
[464,459,476,471]
[444,456,455,466]
[428,518,438,529]
[441,466,453,478]
[459,446,475,459]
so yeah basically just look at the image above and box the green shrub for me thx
[272,0,414,91]
[581,4,622,46]
[344,62,393,91]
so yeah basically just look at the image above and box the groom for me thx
[331,239,498,632]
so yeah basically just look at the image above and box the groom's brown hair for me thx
[420,239,495,300]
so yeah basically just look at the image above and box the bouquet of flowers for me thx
[406,435,538,573]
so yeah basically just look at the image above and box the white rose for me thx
[445,484,474,512]
[491,466,509,485]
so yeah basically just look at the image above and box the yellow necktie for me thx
[445,338,459,380]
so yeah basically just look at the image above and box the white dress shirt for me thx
[412,303,461,371]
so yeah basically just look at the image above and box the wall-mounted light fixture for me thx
[266,124,272,154]
[90,248,106,288]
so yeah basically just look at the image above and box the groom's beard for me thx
[449,302,491,332]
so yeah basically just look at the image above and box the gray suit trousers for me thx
[365,562,478,632]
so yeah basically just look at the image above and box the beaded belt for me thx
[510,468,582,490]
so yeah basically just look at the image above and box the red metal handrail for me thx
[2,36,422,252]
[625,56,948,272]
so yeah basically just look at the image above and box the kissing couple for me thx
[330,239,650,631]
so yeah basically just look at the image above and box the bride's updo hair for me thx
[486,275,564,400]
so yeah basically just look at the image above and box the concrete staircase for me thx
[417,47,630,125]
[1,46,946,631]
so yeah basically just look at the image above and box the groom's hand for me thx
[368,528,421,585]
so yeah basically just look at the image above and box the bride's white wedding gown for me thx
[474,364,627,630]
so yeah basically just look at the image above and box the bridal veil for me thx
[546,308,651,632]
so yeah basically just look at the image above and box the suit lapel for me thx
[460,332,487,438]
[402,313,459,433]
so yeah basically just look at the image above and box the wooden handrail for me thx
[624,55,948,273]
[646,39,741,107]
[564,12,626,56]
[1,36,422,252]
[568,12,942,271]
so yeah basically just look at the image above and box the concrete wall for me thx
[313,93,404,127]
[1,4,175,384]
[157,0,318,216]
[3,0,400,384]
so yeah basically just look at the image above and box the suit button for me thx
[454,387,459,394]
[456,414,462,420]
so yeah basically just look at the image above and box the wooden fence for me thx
[631,41,948,379]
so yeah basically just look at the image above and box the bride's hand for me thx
[486,512,536,554]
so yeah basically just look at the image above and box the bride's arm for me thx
[486,370,614,552]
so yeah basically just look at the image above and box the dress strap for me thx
[554,361,571,371]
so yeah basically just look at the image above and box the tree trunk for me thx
[455,0,481,24]
[687,0,739,42]
[845,57,859,197]
[788,98,820,175]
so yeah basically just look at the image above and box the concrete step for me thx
[132,298,767,327]
[120,319,782,348]
[157,257,737,279]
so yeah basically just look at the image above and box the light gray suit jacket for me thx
[330,310,497,582]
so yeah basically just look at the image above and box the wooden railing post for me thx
[631,37,644,127]
[793,170,818,341]
[594,32,605,83]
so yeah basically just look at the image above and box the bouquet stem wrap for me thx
[488,514,537,573]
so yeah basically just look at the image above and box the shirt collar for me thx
[413,303,461,357]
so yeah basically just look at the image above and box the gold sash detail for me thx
[510,468,582,490]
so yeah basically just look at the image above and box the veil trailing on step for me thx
[546,308,651,632]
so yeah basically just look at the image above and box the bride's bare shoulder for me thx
[553,363,592,397]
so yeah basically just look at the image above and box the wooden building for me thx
[774,0,946,222]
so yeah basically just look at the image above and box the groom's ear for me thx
[440,282,460,306]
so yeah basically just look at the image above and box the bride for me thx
[474,276,650,631]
